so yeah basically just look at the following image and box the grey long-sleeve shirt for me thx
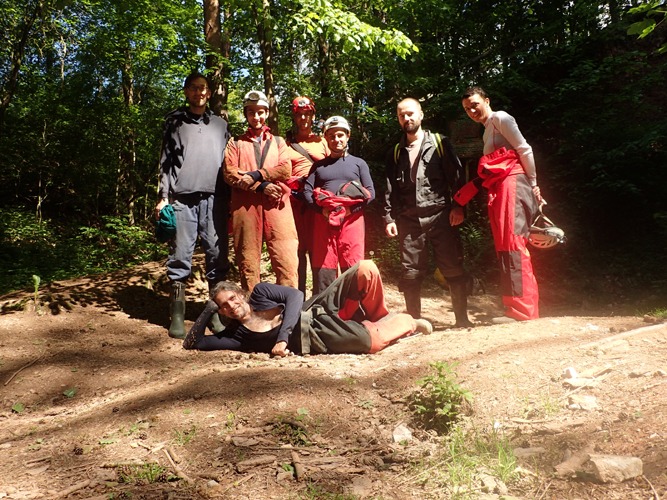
[159,107,230,199]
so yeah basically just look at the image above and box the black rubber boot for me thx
[168,281,186,339]
[448,276,474,328]
[402,285,422,319]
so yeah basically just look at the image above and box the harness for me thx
[393,132,444,165]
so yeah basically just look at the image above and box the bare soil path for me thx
[0,257,665,499]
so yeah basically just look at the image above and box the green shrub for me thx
[410,361,472,434]
[0,208,167,294]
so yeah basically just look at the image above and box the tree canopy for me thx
[1,0,665,294]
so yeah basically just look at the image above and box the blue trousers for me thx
[167,193,229,284]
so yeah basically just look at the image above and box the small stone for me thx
[587,454,643,483]
[513,447,546,458]
[392,423,412,443]
[561,367,578,379]
[568,394,599,411]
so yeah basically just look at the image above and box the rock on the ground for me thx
[587,454,643,483]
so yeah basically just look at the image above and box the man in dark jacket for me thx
[384,98,473,328]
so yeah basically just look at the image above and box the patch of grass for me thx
[520,390,561,419]
[273,410,311,446]
[409,423,519,499]
[647,307,667,320]
[116,463,176,484]
[0,208,167,295]
[172,425,197,446]
[409,361,472,434]
[297,483,358,499]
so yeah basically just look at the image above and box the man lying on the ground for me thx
[183,260,432,356]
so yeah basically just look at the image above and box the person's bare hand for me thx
[154,198,169,219]
[385,222,398,237]
[449,206,465,226]
[236,171,256,190]
[263,183,282,201]
[533,185,544,204]
[271,341,289,357]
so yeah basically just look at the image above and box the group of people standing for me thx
[157,72,543,356]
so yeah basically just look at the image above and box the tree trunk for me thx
[203,0,229,118]
[0,1,43,136]
[255,0,279,134]
[119,50,137,224]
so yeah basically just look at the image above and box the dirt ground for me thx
[0,254,666,500]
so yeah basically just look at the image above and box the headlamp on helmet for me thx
[323,115,351,134]
[243,90,269,109]
[292,96,316,115]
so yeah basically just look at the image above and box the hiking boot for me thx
[414,318,434,335]
[168,281,186,339]
[449,275,474,328]
[402,285,422,319]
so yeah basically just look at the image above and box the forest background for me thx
[1,0,666,307]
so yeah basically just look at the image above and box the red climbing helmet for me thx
[292,96,316,115]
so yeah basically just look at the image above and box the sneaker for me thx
[491,316,517,325]
[414,318,434,335]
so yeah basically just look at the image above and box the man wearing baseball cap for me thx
[303,115,375,293]
[223,90,298,290]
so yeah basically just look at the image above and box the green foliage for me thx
[11,402,25,414]
[172,425,197,446]
[63,387,77,398]
[410,361,472,434]
[116,463,176,484]
[439,424,518,497]
[627,1,667,53]
[0,208,167,294]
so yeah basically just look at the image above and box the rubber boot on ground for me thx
[168,281,186,339]
[402,286,422,319]
[208,312,227,334]
[448,276,474,328]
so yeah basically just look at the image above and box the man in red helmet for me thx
[285,96,330,294]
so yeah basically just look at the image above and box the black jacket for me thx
[384,130,465,224]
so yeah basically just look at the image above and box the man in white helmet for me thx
[223,90,299,290]
[303,116,375,293]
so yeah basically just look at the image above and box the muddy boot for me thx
[448,275,474,328]
[402,285,422,319]
[168,281,186,339]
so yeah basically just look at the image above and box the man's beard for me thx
[402,121,421,134]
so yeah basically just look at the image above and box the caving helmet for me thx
[243,90,269,109]
[323,115,350,134]
[528,210,566,249]
[292,96,316,115]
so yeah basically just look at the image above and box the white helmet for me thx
[323,115,350,134]
[528,210,566,249]
[243,90,269,109]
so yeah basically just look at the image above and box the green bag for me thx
[155,204,176,242]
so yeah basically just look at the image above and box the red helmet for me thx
[292,96,316,115]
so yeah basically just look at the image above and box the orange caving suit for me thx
[285,136,329,294]
[224,126,299,290]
